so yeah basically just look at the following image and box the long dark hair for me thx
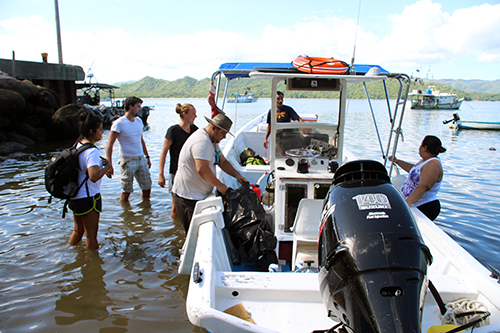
[423,135,446,155]
[77,111,102,142]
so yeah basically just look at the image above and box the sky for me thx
[1,0,500,84]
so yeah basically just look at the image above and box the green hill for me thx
[113,76,500,101]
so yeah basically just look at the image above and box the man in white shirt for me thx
[172,113,247,233]
[106,96,152,201]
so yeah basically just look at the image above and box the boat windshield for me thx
[274,123,338,159]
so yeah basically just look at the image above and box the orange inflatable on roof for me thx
[292,56,350,75]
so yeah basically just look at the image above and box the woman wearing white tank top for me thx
[389,135,446,221]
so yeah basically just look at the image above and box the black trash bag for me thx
[223,183,278,271]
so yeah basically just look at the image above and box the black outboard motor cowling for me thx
[318,160,432,333]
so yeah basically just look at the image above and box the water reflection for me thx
[0,99,498,333]
[118,200,156,274]
[55,249,116,325]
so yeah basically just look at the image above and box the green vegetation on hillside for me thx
[113,76,500,101]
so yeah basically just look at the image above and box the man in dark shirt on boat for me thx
[263,91,303,149]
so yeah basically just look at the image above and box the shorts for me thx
[119,156,152,193]
[69,193,102,216]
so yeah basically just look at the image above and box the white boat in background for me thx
[178,62,500,333]
[444,113,500,130]
[457,120,500,130]
[227,88,259,103]
[409,86,464,110]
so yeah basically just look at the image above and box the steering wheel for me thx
[285,148,321,158]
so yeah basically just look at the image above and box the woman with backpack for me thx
[68,112,111,250]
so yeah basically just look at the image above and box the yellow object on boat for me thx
[223,303,256,324]
[427,324,464,333]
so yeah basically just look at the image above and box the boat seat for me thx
[291,199,324,270]
[236,132,268,162]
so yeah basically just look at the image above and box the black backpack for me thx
[45,142,95,217]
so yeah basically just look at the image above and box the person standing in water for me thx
[390,135,446,221]
[68,112,111,250]
[158,103,198,218]
[106,96,152,201]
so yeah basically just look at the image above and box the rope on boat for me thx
[441,298,491,331]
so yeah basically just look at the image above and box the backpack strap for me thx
[63,142,96,218]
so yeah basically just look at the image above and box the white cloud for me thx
[1,1,500,83]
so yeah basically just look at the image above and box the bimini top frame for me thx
[211,62,410,177]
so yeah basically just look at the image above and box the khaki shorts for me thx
[119,156,152,193]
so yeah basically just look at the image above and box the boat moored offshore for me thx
[409,86,464,110]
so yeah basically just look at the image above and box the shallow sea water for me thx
[0,97,499,332]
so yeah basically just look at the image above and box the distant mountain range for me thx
[112,76,500,101]
[435,79,500,94]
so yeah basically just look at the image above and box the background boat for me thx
[457,120,500,130]
[227,88,259,103]
[409,86,463,110]
[444,113,500,130]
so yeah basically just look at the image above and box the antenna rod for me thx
[351,0,362,70]
[54,0,63,64]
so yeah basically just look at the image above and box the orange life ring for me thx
[292,56,350,75]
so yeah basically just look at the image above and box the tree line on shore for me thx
[112,76,500,101]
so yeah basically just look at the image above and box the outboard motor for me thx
[318,160,432,333]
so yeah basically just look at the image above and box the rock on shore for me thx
[0,72,87,156]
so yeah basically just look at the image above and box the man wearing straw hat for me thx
[172,113,247,233]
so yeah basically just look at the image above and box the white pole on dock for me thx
[54,0,63,64]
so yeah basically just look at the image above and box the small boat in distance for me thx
[227,88,259,103]
[444,113,500,130]
[409,86,464,110]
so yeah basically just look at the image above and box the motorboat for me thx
[178,62,500,332]
[76,82,153,130]
[227,88,259,103]
[457,120,500,130]
[409,86,464,110]
[444,113,500,130]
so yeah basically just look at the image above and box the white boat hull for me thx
[179,66,500,332]
[457,120,500,130]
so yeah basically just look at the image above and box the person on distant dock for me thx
[106,96,152,201]
[263,91,303,149]
[389,135,446,221]
[158,103,198,218]
[172,113,247,233]
[68,112,111,250]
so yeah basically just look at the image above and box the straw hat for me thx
[205,114,234,136]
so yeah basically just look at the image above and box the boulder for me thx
[14,121,39,142]
[49,104,89,140]
[0,77,34,100]
[23,80,40,97]
[0,141,28,155]
[0,89,26,115]
[6,132,35,147]
[35,106,56,123]
[0,115,10,129]
[34,87,59,110]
